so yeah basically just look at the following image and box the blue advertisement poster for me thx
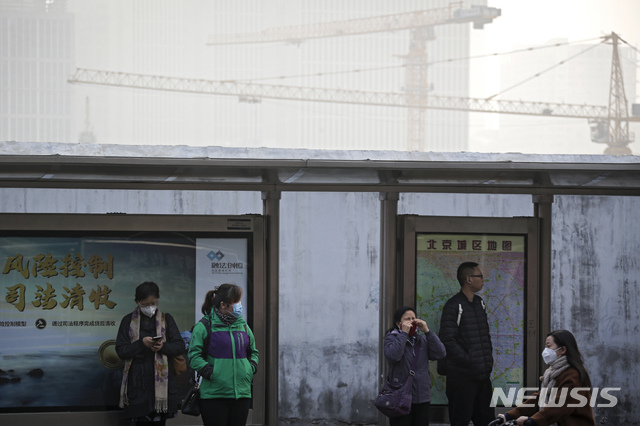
[0,235,203,411]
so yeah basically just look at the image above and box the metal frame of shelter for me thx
[1,147,639,425]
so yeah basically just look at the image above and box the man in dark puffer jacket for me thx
[439,261,495,426]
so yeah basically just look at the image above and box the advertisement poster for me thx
[415,233,526,405]
[0,234,225,411]
[195,238,248,317]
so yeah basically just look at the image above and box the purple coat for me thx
[383,329,446,404]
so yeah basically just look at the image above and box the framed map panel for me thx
[416,233,525,405]
[398,216,540,412]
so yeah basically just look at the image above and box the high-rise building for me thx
[67,0,484,151]
[0,0,75,143]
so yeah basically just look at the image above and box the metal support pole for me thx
[533,194,553,379]
[262,190,281,426]
[378,192,399,426]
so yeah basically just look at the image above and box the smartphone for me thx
[409,322,418,337]
[151,335,162,341]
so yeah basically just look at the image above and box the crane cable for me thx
[617,34,640,55]
[432,36,606,65]
[485,38,609,100]
[224,36,609,83]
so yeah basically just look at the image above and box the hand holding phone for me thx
[408,322,418,337]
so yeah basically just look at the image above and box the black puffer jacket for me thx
[439,291,493,380]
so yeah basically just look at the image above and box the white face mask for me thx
[139,304,157,318]
[541,347,562,364]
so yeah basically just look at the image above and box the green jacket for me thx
[188,311,259,399]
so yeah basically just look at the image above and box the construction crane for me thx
[206,3,500,45]
[68,9,638,154]
[205,2,501,151]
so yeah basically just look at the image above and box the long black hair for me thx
[548,329,592,387]
[386,306,415,334]
[200,283,243,315]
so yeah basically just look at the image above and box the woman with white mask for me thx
[116,281,184,426]
[494,329,595,426]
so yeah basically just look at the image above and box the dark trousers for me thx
[445,375,495,426]
[199,398,251,426]
[389,401,431,426]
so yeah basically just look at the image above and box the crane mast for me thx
[606,32,633,155]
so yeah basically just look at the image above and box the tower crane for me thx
[68,7,638,154]
[205,2,501,151]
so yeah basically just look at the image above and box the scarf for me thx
[214,306,238,326]
[119,307,169,413]
[539,355,570,410]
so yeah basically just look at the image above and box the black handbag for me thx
[374,349,419,418]
[180,375,201,416]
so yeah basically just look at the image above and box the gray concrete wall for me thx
[278,192,381,424]
[552,195,640,425]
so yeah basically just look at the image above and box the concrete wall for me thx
[552,195,640,425]
[278,192,382,424]
[1,188,638,425]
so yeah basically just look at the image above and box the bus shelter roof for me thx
[1,142,639,196]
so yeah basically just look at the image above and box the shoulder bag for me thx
[374,347,419,418]
[171,354,188,375]
[180,375,201,416]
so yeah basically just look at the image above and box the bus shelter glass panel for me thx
[0,233,250,413]
[415,233,526,405]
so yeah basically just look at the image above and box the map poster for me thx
[415,233,525,405]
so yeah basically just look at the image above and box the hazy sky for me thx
[484,0,640,51]
[61,0,639,154]
[472,0,640,98]
[467,0,640,154]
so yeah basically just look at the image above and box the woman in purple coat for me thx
[383,306,447,426]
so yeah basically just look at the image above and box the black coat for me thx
[115,311,184,419]
[438,291,493,380]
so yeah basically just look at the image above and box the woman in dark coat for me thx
[383,306,447,426]
[116,281,185,426]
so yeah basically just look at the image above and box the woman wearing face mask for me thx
[188,284,259,426]
[382,306,446,426]
[115,281,185,426]
[495,329,595,426]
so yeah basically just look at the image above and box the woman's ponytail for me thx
[201,289,216,316]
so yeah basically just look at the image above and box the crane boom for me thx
[69,68,610,119]
[207,3,501,45]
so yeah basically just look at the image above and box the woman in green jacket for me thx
[188,284,259,426]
